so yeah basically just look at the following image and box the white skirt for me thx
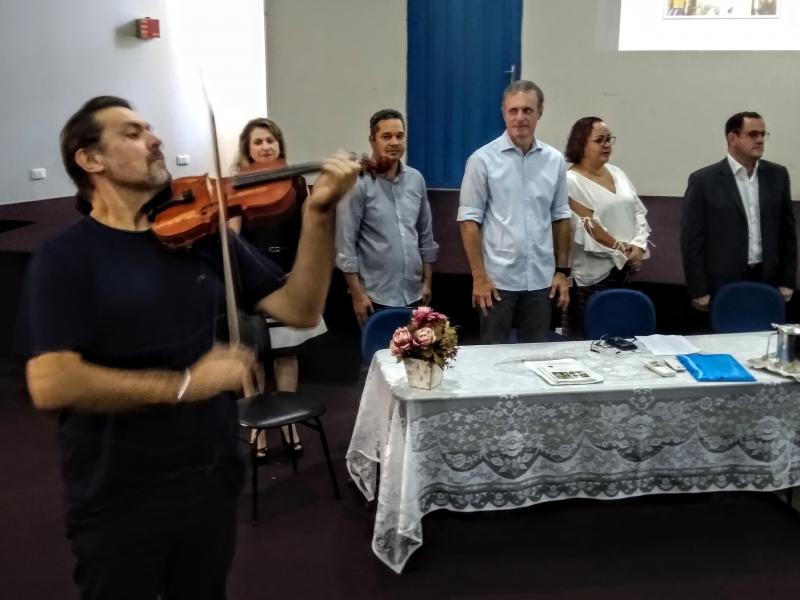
[267,317,327,351]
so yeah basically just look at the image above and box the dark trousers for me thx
[479,288,551,344]
[745,263,764,283]
[69,469,238,600]
[371,299,423,313]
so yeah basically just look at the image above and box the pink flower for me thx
[390,307,459,369]
[390,327,413,356]
[412,327,436,348]
[412,306,443,326]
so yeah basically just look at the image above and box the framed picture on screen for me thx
[664,0,779,18]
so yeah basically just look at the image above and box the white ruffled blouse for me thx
[567,164,651,287]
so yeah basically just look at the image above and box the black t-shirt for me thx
[27,217,283,534]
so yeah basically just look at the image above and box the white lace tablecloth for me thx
[346,333,800,573]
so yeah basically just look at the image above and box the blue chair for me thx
[361,307,414,364]
[584,289,656,340]
[711,281,785,333]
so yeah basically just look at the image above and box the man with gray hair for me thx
[458,80,571,344]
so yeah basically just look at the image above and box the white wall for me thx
[4,0,799,203]
[0,0,266,205]
[266,0,799,197]
[264,0,407,164]
[525,0,800,197]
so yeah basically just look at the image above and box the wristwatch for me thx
[555,267,571,277]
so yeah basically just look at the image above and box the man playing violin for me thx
[24,96,360,600]
[335,108,439,326]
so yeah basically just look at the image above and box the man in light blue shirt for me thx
[336,109,439,326]
[458,80,571,344]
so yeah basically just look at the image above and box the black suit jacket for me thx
[680,158,797,298]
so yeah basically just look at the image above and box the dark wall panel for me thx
[3,194,798,384]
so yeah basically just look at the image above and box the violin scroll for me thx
[350,153,393,180]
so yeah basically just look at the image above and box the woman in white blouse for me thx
[563,116,651,338]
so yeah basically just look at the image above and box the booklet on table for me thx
[524,358,604,386]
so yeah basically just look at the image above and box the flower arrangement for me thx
[389,306,459,369]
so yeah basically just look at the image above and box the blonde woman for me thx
[231,117,327,458]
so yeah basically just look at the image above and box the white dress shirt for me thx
[726,153,762,265]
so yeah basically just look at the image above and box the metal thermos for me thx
[772,323,800,367]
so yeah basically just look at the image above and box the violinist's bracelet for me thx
[176,369,192,402]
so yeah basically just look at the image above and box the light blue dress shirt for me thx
[458,132,570,292]
[335,163,439,306]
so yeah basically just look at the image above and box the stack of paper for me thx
[524,358,604,386]
[636,335,701,356]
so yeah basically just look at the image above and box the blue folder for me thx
[676,354,755,382]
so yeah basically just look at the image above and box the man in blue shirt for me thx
[458,80,571,344]
[336,109,439,326]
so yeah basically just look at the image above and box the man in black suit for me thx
[681,111,796,312]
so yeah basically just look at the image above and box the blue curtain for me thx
[407,0,522,189]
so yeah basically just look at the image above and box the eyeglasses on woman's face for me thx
[591,135,616,146]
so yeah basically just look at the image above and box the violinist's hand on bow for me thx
[307,152,361,213]
[180,344,256,402]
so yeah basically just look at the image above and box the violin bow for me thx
[201,84,259,397]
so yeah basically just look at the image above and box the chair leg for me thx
[313,417,341,500]
[250,429,260,523]
[281,427,299,474]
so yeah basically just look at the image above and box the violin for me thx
[149,156,390,248]
[166,95,377,399]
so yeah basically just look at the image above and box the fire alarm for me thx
[136,18,160,39]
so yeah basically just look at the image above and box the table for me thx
[346,333,800,573]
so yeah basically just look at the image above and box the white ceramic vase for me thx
[403,357,444,389]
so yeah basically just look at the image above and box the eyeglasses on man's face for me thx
[591,135,616,146]
[739,130,769,140]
